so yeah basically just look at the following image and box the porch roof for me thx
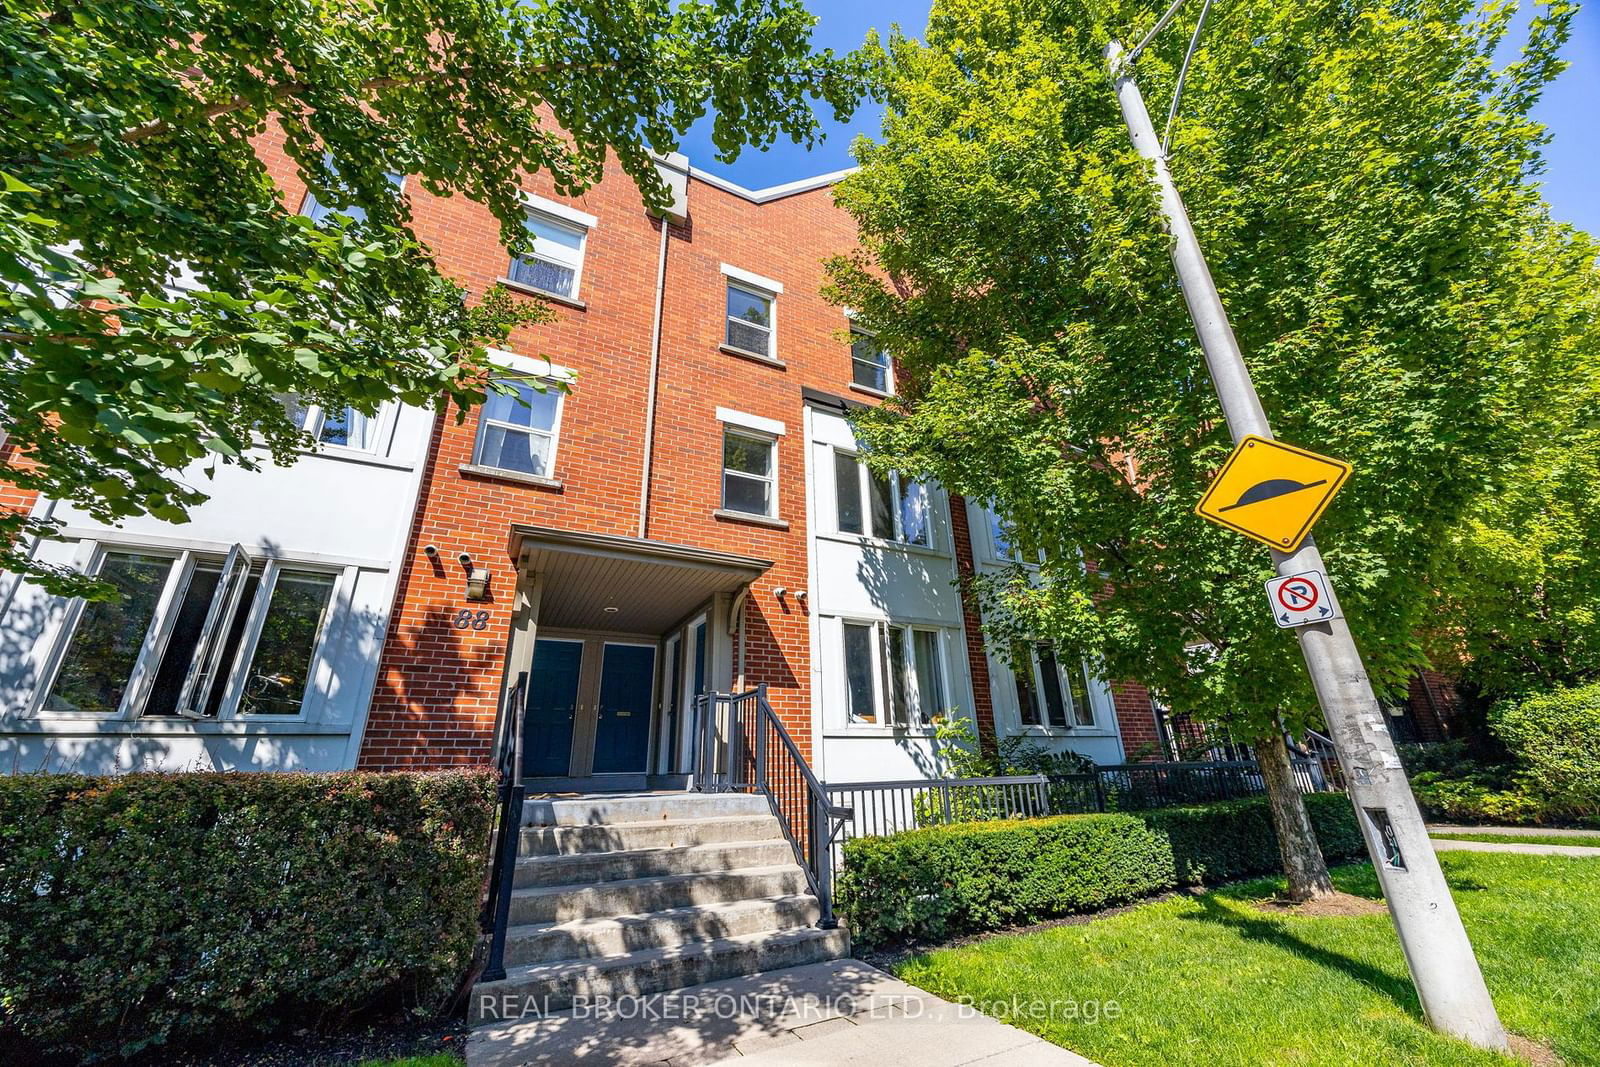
[508,524,772,634]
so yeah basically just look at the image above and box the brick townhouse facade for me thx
[0,127,1183,779]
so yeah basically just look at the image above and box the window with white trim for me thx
[284,397,383,451]
[987,507,1045,565]
[725,283,774,357]
[721,428,777,518]
[508,212,587,299]
[1010,643,1096,730]
[841,620,946,726]
[850,330,892,393]
[473,377,563,477]
[42,547,339,719]
[299,161,404,226]
[833,450,931,547]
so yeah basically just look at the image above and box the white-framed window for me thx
[1010,644,1097,730]
[725,282,774,358]
[38,546,341,720]
[299,161,404,225]
[841,619,946,726]
[721,427,778,518]
[473,376,564,478]
[987,507,1045,565]
[508,211,588,299]
[284,398,385,451]
[832,450,931,547]
[850,330,892,393]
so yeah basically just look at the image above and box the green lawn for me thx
[1431,830,1600,847]
[356,1057,461,1067]
[894,853,1599,1067]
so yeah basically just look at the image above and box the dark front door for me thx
[591,643,656,774]
[523,638,583,777]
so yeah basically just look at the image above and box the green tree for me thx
[826,0,1595,897]
[1,0,869,593]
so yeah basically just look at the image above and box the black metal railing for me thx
[826,755,1340,852]
[692,686,853,927]
[479,670,528,983]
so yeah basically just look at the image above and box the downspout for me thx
[637,213,671,539]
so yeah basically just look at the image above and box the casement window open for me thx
[41,547,338,720]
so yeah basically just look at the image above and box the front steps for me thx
[471,792,848,1024]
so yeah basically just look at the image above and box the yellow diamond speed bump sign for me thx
[1196,435,1351,551]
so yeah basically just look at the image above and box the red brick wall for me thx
[287,142,872,768]
[1407,670,1459,742]
[947,495,999,752]
[1112,681,1164,761]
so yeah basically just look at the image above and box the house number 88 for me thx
[453,609,489,631]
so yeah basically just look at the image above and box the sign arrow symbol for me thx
[1319,607,1329,617]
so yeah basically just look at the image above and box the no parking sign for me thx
[1264,570,1340,629]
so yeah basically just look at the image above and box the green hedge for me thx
[0,770,495,1061]
[836,793,1362,947]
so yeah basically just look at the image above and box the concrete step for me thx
[522,791,770,827]
[509,865,810,925]
[501,893,823,967]
[515,839,797,889]
[471,925,851,1022]
[520,814,784,856]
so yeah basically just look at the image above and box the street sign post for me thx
[1106,39,1508,1052]
[1266,570,1339,628]
[1196,435,1351,551]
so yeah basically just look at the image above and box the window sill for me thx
[1009,725,1114,739]
[719,344,786,370]
[712,508,789,530]
[498,278,587,311]
[815,530,951,560]
[2,717,349,736]
[825,724,939,739]
[459,463,563,491]
[848,382,893,400]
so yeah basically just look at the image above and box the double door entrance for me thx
[522,635,657,780]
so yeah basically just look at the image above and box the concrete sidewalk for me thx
[1431,837,1600,857]
[1429,824,1600,839]
[468,959,1097,1067]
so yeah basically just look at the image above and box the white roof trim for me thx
[484,347,577,383]
[691,166,857,204]
[518,192,598,230]
[720,263,784,295]
[717,407,786,437]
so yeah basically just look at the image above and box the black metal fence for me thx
[827,756,1340,865]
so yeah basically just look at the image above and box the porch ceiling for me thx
[509,524,772,634]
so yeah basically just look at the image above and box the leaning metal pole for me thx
[1104,41,1508,1051]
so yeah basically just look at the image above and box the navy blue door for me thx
[522,639,583,777]
[592,644,656,774]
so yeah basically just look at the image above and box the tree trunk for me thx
[1253,735,1335,901]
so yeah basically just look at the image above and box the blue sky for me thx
[677,1,1599,235]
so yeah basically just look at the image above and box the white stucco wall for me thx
[0,403,433,774]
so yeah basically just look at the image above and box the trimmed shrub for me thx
[1492,682,1600,816]
[836,813,1175,947]
[837,793,1363,947]
[0,770,495,1061]
[1140,793,1364,884]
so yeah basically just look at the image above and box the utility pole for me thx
[1104,41,1508,1052]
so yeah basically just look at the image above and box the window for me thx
[840,620,945,726]
[42,548,340,720]
[299,163,404,225]
[1010,643,1096,730]
[850,331,892,393]
[285,398,382,450]
[721,429,777,517]
[725,283,773,357]
[987,507,1044,564]
[474,377,562,477]
[833,451,931,547]
[508,212,587,299]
